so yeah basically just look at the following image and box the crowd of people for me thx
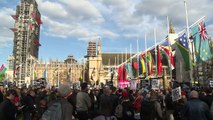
[0,81,213,120]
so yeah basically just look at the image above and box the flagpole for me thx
[154,28,158,77]
[166,17,173,83]
[137,38,139,79]
[184,0,193,83]
[145,33,148,77]
[57,62,59,88]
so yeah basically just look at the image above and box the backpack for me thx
[41,101,62,120]
[140,101,156,119]
[115,103,123,118]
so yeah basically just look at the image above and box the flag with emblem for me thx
[191,20,212,64]
[178,33,188,49]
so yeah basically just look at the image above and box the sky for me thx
[0,0,213,65]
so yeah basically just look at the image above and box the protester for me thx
[41,83,73,120]
[76,82,91,120]
[183,90,212,120]
[0,89,18,120]
[0,82,4,103]
[99,86,113,116]
[121,91,134,120]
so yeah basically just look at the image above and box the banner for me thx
[172,87,181,101]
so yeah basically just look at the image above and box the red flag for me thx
[33,40,41,46]
[36,16,43,24]
[157,46,162,75]
[9,28,17,32]
[161,46,175,70]
[11,15,18,20]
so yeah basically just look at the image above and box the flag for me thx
[139,57,146,75]
[161,46,175,70]
[36,16,43,24]
[177,33,188,49]
[11,15,18,20]
[14,65,21,75]
[43,65,48,79]
[146,51,153,75]
[9,28,17,32]
[0,67,7,81]
[0,64,5,73]
[132,58,139,78]
[140,58,146,74]
[91,67,95,80]
[175,42,191,70]
[126,63,133,79]
[191,21,213,63]
[157,46,163,75]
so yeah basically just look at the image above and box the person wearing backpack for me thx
[140,92,163,120]
[41,84,73,120]
[120,91,134,120]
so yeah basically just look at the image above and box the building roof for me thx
[102,53,135,66]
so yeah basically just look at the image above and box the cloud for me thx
[0,7,15,48]
[37,0,106,40]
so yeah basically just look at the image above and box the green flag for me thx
[191,21,213,64]
[175,42,191,70]
[0,67,7,81]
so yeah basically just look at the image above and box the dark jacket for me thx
[0,98,17,120]
[183,98,212,120]
[99,94,113,116]
[201,95,213,108]
[122,99,134,120]
[0,91,3,103]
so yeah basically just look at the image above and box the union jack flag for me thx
[199,21,208,40]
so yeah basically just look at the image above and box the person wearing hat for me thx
[0,82,4,103]
[183,90,212,120]
[41,83,73,120]
[0,89,18,120]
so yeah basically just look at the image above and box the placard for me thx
[130,80,137,90]
[172,87,181,101]
[209,81,213,88]
[141,80,149,88]
[151,79,159,89]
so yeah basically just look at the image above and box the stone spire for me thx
[97,37,101,56]
[169,19,175,34]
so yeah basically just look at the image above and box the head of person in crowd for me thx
[81,82,88,92]
[29,90,36,97]
[103,86,111,96]
[144,93,151,101]
[58,84,72,98]
[205,88,212,95]
[110,86,117,94]
[150,90,158,101]
[122,91,129,100]
[190,90,199,99]
[5,89,17,101]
